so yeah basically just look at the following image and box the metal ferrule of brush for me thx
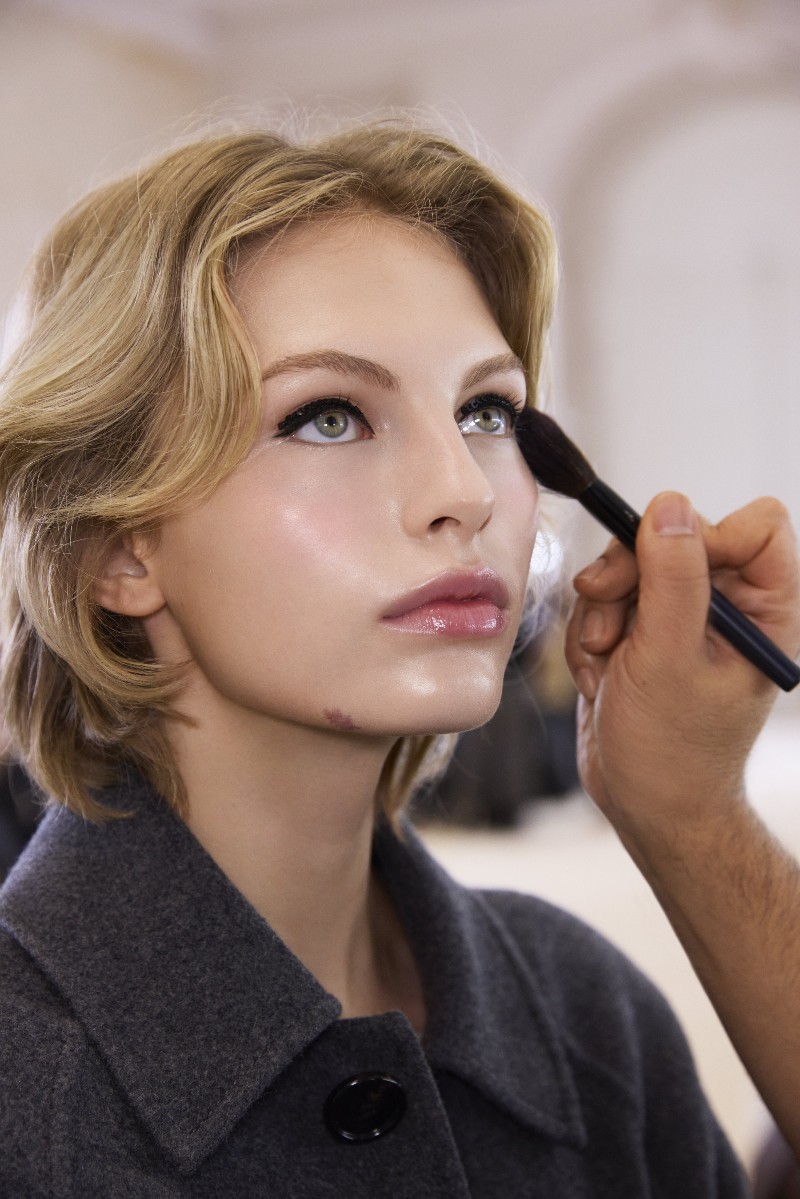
[578,480,640,553]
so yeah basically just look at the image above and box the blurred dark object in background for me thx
[413,621,579,829]
[0,763,42,882]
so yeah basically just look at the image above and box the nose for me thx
[399,418,496,540]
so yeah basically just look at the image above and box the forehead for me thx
[228,214,506,363]
[231,212,457,290]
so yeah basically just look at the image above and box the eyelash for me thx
[275,392,524,439]
[458,394,524,428]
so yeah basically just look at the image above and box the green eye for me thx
[314,410,350,438]
[473,407,504,433]
[458,399,515,437]
[286,403,368,443]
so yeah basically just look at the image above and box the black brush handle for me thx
[579,479,641,550]
[580,479,800,692]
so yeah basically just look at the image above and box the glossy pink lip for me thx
[382,568,510,637]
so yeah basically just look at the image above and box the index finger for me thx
[573,538,639,602]
[702,498,800,625]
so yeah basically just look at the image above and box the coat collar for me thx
[0,777,585,1171]
[374,824,586,1149]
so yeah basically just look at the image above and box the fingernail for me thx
[580,610,605,648]
[653,493,695,536]
[574,557,607,585]
[576,668,598,701]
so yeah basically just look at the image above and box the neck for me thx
[165,688,424,1028]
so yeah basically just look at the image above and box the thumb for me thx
[634,491,711,662]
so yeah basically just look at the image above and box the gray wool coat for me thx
[0,777,748,1197]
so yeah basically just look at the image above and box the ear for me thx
[91,533,166,618]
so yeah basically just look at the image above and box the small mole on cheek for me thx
[323,708,360,731]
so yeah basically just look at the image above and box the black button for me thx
[324,1072,406,1142]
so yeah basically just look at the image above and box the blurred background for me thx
[1,0,799,1177]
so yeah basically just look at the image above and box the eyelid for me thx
[458,392,524,425]
[275,396,373,439]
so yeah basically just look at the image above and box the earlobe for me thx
[91,534,166,618]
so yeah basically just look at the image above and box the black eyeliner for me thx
[276,397,372,438]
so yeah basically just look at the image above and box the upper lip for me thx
[382,567,510,619]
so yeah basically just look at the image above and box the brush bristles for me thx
[515,408,597,498]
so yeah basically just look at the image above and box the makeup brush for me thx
[515,407,800,692]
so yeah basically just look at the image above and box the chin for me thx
[392,674,505,737]
[327,649,511,738]
[427,703,501,737]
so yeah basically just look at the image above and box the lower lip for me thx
[382,601,507,637]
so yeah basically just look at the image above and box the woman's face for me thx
[142,215,539,738]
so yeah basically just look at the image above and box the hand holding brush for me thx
[516,406,800,1159]
[515,407,800,692]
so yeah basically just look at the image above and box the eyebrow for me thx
[462,352,526,389]
[260,349,526,392]
[261,350,399,391]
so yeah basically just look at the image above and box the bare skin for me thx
[565,490,800,1156]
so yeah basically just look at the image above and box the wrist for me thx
[614,781,758,887]
[605,780,751,875]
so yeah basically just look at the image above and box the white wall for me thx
[0,3,209,321]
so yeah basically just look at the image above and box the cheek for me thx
[493,455,539,556]
[253,490,394,637]
[269,493,375,582]
[472,439,538,514]
[161,475,384,633]
[151,483,382,703]
[513,466,540,526]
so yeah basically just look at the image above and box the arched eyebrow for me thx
[261,350,399,391]
[461,352,526,389]
[260,349,525,392]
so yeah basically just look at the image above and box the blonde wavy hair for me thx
[0,121,558,823]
